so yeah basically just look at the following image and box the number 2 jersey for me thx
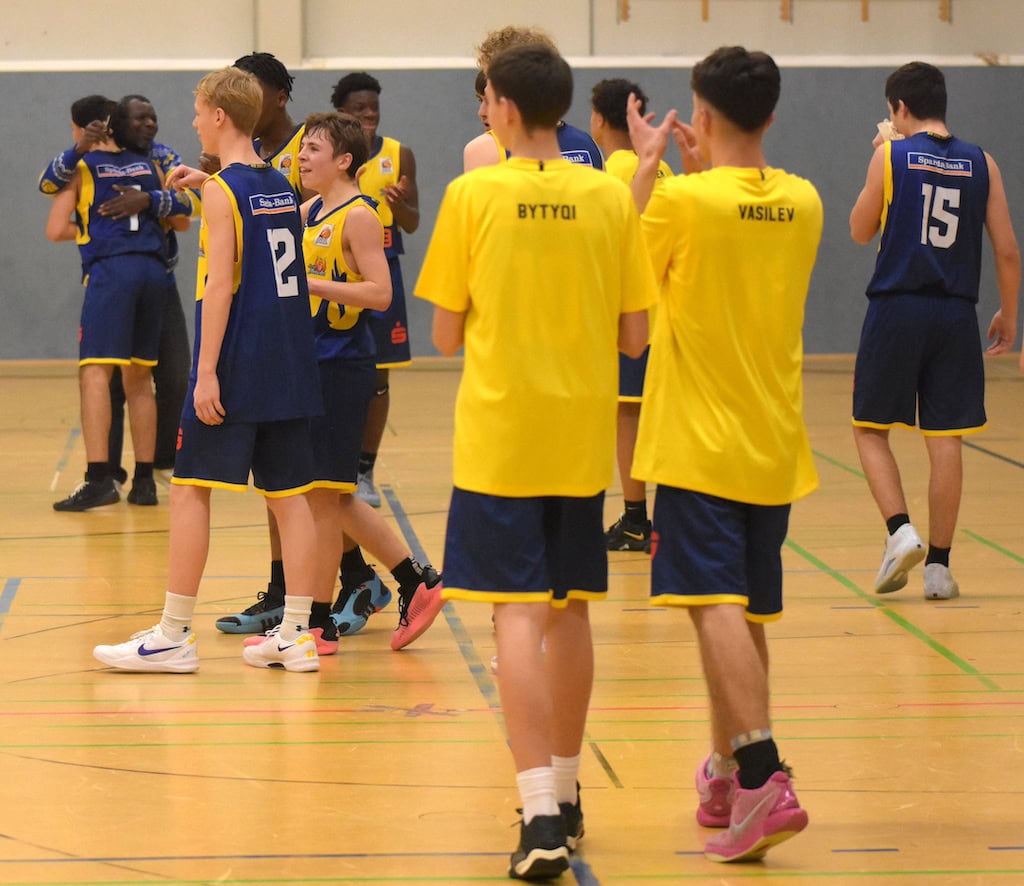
[867,132,989,303]
[191,162,321,423]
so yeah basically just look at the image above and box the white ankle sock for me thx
[709,750,738,780]
[159,592,196,641]
[278,595,313,641]
[552,754,580,804]
[516,766,559,824]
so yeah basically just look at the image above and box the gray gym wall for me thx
[4,64,1020,359]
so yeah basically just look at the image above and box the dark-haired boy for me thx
[849,61,1020,602]
[590,77,674,553]
[418,43,655,880]
[331,72,420,511]
[46,99,176,511]
[628,46,822,862]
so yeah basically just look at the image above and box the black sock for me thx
[886,513,911,536]
[133,462,153,481]
[926,545,950,567]
[392,557,423,596]
[733,739,783,790]
[310,601,331,628]
[270,560,285,590]
[340,547,373,590]
[624,499,648,523]
[358,451,377,475]
[86,462,111,483]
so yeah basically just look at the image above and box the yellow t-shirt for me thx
[604,149,672,187]
[633,166,823,505]
[416,157,658,497]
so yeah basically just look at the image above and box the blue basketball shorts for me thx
[651,485,791,622]
[309,356,375,491]
[442,488,608,607]
[368,255,412,368]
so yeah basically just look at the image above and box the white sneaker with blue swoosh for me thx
[93,626,199,673]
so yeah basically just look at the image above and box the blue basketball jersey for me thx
[867,132,989,303]
[557,122,603,170]
[74,149,166,270]
[190,163,321,423]
[304,193,380,363]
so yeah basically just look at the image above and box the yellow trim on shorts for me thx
[310,480,357,494]
[922,423,986,437]
[170,477,249,492]
[79,357,132,367]
[652,592,782,622]
[375,359,412,370]
[618,395,643,404]
[853,418,987,437]
[258,481,318,499]
[442,587,606,607]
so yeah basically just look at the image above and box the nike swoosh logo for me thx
[276,643,296,652]
[138,643,180,656]
[623,531,646,541]
[729,791,775,835]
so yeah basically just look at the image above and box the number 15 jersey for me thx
[191,162,321,423]
[867,132,988,303]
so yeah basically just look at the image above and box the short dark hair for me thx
[691,46,780,133]
[592,78,648,131]
[487,43,572,133]
[331,72,381,110]
[234,51,294,98]
[70,95,115,128]
[474,69,487,100]
[303,111,369,174]
[885,61,947,122]
[120,93,152,107]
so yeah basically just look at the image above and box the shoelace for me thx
[242,589,279,615]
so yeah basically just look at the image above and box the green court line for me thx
[812,447,866,478]
[785,540,1001,691]
[961,528,1024,565]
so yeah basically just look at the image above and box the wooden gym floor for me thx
[1,355,1022,885]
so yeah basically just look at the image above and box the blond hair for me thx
[475,25,558,72]
[194,66,262,136]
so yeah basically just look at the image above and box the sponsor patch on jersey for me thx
[96,162,153,178]
[307,256,327,277]
[250,192,297,215]
[379,156,394,176]
[906,152,973,177]
[561,150,594,167]
[314,224,334,247]
[279,153,294,170]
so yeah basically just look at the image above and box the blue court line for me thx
[963,438,1024,469]
[832,847,900,853]
[55,428,81,472]
[0,577,21,636]
[383,484,502,720]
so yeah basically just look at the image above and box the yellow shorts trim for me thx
[170,477,248,492]
[310,480,357,494]
[259,481,318,499]
[651,592,782,622]
[376,359,412,370]
[79,358,131,367]
[442,587,605,608]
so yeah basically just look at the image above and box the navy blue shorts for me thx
[442,488,608,607]
[651,486,790,621]
[618,346,649,401]
[853,294,986,434]
[310,357,375,491]
[79,253,168,366]
[368,255,412,368]
[172,417,315,496]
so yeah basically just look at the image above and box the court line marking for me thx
[786,540,1000,691]
[0,577,20,637]
[50,427,80,491]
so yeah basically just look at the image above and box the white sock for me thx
[709,750,738,780]
[278,595,313,641]
[159,592,196,641]
[552,754,580,805]
[516,766,559,824]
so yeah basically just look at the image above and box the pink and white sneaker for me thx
[704,770,808,862]
[243,624,338,656]
[695,756,735,827]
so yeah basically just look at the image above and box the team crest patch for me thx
[307,256,327,277]
[279,153,293,170]
[314,224,334,247]
[379,156,394,176]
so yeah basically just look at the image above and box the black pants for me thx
[108,277,191,473]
